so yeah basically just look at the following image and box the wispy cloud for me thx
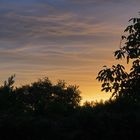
[0,0,140,100]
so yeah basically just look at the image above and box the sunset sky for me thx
[0,0,140,102]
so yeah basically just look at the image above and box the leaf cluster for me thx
[97,16,140,102]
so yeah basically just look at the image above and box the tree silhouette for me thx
[97,16,140,102]
[0,75,16,111]
[15,77,81,114]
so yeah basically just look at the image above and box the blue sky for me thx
[0,0,140,102]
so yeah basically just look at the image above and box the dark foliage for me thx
[0,76,81,115]
[97,16,140,103]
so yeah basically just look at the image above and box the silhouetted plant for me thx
[0,75,16,111]
[15,77,81,114]
[97,15,140,102]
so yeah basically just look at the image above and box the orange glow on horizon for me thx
[0,0,138,103]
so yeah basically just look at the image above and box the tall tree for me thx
[97,15,140,102]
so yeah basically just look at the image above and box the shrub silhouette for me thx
[15,77,81,115]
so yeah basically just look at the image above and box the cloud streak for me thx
[0,0,140,101]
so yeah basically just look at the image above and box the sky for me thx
[0,0,140,102]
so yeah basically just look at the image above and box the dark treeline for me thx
[0,75,140,140]
[0,16,140,139]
